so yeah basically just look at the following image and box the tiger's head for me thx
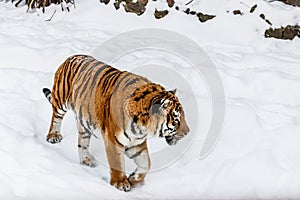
[151,89,190,146]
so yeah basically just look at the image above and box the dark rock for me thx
[138,0,148,5]
[265,28,283,39]
[175,6,179,10]
[259,13,265,19]
[113,0,122,9]
[274,0,300,7]
[233,10,242,15]
[167,0,174,7]
[189,11,196,15]
[250,4,257,13]
[260,13,273,25]
[197,12,216,22]
[154,9,169,19]
[265,19,272,26]
[283,26,296,40]
[184,8,190,14]
[265,25,300,40]
[124,1,146,15]
[100,0,110,5]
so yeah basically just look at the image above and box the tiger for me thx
[43,55,190,192]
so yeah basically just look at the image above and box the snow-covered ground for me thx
[0,0,300,199]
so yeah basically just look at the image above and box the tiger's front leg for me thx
[104,134,131,192]
[125,140,150,187]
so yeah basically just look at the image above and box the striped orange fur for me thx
[43,55,190,191]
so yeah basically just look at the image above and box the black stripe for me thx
[54,109,64,117]
[53,113,63,119]
[78,131,85,135]
[166,112,172,130]
[98,68,118,89]
[136,134,147,140]
[133,90,152,102]
[82,135,91,139]
[124,131,131,141]
[129,148,146,159]
[79,60,100,99]
[124,78,139,88]
[73,56,95,75]
[101,70,120,94]
[112,73,131,93]
[60,105,67,113]
[60,62,68,104]
[63,63,72,101]
[86,105,93,130]
[78,107,91,135]
[55,67,64,106]
[104,73,132,120]
[102,71,123,95]
[114,134,124,147]
[52,96,63,111]
[175,103,180,112]
[102,103,107,131]
[73,59,96,100]
[159,122,164,137]
[133,115,138,123]
[65,62,73,98]
[109,71,123,87]
[89,64,109,95]
[131,121,137,135]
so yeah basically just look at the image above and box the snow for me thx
[0,0,300,199]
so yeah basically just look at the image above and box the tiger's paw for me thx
[111,178,132,192]
[80,158,96,168]
[128,173,144,188]
[46,133,62,144]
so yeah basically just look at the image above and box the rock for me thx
[233,10,242,15]
[189,11,196,15]
[265,25,300,40]
[283,26,296,40]
[197,12,215,22]
[250,4,257,13]
[184,8,190,14]
[154,9,169,19]
[100,0,110,5]
[124,1,146,16]
[260,14,273,26]
[167,0,174,7]
[138,0,148,5]
[113,0,122,9]
[274,0,300,7]
[265,28,283,39]
[265,19,272,26]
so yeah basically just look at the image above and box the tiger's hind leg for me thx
[46,107,66,144]
[77,123,96,167]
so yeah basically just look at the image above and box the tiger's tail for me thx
[43,88,52,104]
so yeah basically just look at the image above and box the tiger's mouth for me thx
[165,136,178,146]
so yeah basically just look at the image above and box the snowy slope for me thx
[0,0,300,199]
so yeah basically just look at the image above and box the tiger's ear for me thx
[151,99,171,115]
[151,103,161,114]
[169,88,177,95]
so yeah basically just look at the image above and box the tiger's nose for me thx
[184,126,190,135]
